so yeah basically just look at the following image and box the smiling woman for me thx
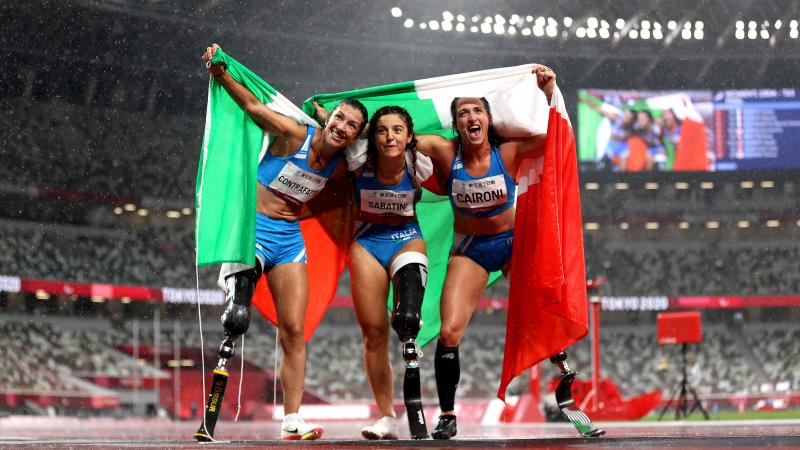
[349,106,430,440]
[6,0,800,445]
[196,44,368,442]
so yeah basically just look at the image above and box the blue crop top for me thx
[447,143,516,218]
[257,126,341,205]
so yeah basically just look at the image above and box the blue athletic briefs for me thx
[451,229,514,273]
[353,221,423,269]
[254,213,307,270]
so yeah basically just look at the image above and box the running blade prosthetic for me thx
[402,341,428,439]
[554,371,606,438]
[194,368,229,442]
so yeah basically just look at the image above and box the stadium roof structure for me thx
[4,0,800,104]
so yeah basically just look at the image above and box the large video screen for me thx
[577,88,800,172]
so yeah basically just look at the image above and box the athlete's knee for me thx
[437,325,463,348]
[389,252,428,342]
[278,319,305,346]
[220,261,262,337]
[360,322,389,353]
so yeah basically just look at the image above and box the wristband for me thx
[206,60,226,76]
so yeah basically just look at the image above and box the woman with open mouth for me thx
[413,65,557,440]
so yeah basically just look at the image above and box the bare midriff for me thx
[453,206,515,236]
[256,183,305,222]
[357,211,418,227]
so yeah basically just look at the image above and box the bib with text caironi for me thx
[450,174,508,212]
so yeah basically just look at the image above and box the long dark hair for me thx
[331,98,369,136]
[449,97,502,147]
[366,105,418,184]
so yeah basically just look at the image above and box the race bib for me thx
[268,161,328,204]
[451,174,508,211]
[360,189,415,217]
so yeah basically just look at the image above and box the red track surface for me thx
[1,417,799,449]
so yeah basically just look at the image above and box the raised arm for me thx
[506,133,547,159]
[578,88,625,123]
[202,44,306,139]
[415,134,455,168]
[312,99,330,123]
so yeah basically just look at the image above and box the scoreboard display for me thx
[713,89,800,170]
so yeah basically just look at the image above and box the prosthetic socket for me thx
[390,252,427,344]
[217,262,262,366]
[389,252,429,439]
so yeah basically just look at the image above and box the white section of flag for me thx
[414,64,550,137]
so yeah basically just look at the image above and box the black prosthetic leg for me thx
[401,341,427,439]
[194,265,261,442]
[549,351,605,438]
[391,260,428,439]
[193,336,235,442]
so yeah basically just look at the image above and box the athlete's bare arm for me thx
[416,134,456,173]
[506,133,547,159]
[203,44,306,142]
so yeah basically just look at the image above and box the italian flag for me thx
[196,48,584,361]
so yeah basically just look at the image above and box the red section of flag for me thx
[625,136,648,172]
[421,175,446,196]
[498,102,589,401]
[673,119,709,171]
[252,183,354,342]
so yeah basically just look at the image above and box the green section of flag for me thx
[211,49,277,101]
[414,191,453,346]
[576,91,604,162]
[302,83,452,138]
[196,48,279,266]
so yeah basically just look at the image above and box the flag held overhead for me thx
[196,51,572,350]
